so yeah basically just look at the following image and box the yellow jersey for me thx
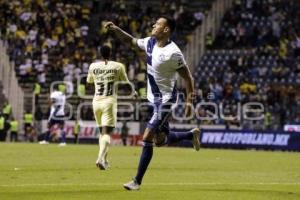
[87,60,129,101]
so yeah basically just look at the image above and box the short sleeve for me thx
[50,92,55,99]
[137,37,150,51]
[170,52,187,70]
[86,64,94,83]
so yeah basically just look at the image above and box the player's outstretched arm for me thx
[177,66,195,118]
[105,21,138,47]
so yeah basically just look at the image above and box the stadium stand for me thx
[194,0,300,130]
[1,0,299,138]
[0,0,213,122]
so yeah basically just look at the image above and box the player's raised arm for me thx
[118,64,130,83]
[85,64,94,96]
[105,21,138,47]
[177,66,195,117]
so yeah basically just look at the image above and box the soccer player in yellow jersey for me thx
[87,45,130,170]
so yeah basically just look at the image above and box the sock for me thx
[103,135,111,163]
[44,130,50,141]
[98,134,110,162]
[167,130,193,144]
[104,152,108,163]
[134,142,153,185]
[60,130,66,143]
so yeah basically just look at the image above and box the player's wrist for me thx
[186,91,196,101]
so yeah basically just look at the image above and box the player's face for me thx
[151,18,168,38]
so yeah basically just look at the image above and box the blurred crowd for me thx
[2,0,298,131]
[95,0,205,91]
[0,0,204,89]
[213,0,300,52]
[0,0,95,91]
[0,0,205,122]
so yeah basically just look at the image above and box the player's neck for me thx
[103,59,109,65]
[156,37,170,47]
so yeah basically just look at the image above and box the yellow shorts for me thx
[93,97,117,127]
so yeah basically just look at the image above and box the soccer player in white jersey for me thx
[105,16,200,190]
[39,86,67,146]
[87,45,130,170]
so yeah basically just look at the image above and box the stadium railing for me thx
[184,0,233,72]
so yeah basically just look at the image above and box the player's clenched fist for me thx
[104,21,117,30]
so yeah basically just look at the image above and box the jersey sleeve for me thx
[86,64,94,83]
[170,52,187,70]
[50,92,54,99]
[50,92,58,104]
[118,64,130,83]
[136,37,150,51]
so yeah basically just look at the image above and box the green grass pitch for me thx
[0,143,300,200]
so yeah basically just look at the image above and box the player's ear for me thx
[164,27,169,33]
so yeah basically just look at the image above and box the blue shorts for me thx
[146,102,174,135]
[48,116,65,127]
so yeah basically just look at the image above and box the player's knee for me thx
[142,134,152,142]
[142,128,155,141]
[154,133,167,147]
[155,141,166,147]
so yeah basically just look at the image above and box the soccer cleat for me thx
[58,142,67,146]
[39,140,49,144]
[104,161,110,168]
[191,128,200,151]
[123,180,140,190]
[96,161,109,170]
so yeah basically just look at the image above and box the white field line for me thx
[1,182,300,187]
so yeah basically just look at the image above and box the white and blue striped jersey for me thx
[137,37,187,104]
[49,91,65,120]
